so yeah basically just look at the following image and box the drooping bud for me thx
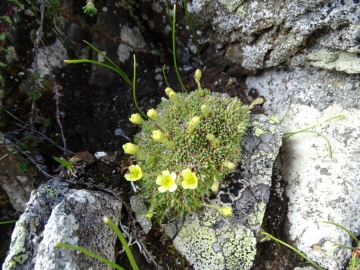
[147,108,159,121]
[201,104,210,117]
[129,113,144,125]
[145,212,154,219]
[250,98,264,108]
[122,142,139,155]
[151,130,164,141]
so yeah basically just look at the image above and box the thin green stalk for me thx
[172,4,187,93]
[54,243,124,270]
[164,0,172,26]
[283,115,344,140]
[260,232,324,270]
[104,217,139,270]
[327,240,354,250]
[162,64,170,87]
[285,130,333,157]
[0,220,17,224]
[132,55,146,118]
[283,114,344,157]
[318,220,359,246]
[183,0,200,60]
[64,59,131,87]
[82,40,128,79]
[279,107,291,124]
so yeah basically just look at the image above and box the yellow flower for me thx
[129,113,144,125]
[124,165,143,181]
[156,170,177,192]
[147,109,159,120]
[181,168,198,189]
[122,143,139,155]
[151,130,163,141]
[218,206,232,217]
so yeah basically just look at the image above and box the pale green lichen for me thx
[255,127,266,136]
[247,201,266,226]
[172,208,256,270]
[218,0,246,14]
[3,221,28,268]
[307,49,360,74]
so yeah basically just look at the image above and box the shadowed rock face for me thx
[2,181,122,270]
[186,0,360,74]
[163,115,282,270]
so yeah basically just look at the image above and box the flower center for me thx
[163,176,173,188]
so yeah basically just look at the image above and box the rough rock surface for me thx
[246,67,360,269]
[164,114,282,270]
[186,0,360,75]
[0,132,35,215]
[2,180,122,270]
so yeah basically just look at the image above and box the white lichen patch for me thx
[5,46,18,63]
[37,38,68,78]
[117,25,146,63]
[97,51,106,62]
[307,49,360,74]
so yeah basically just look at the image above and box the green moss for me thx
[129,72,262,220]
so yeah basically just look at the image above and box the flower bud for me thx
[147,109,159,120]
[218,206,232,217]
[206,133,215,141]
[250,98,264,107]
[168,90,179,101]
[151,130,164,141]
[194,69,202,81]
[211,180,219,193]
[223,161,236,169]
[129,113,144,125]
[201,104,210,117]
[122,143,139,155]
[145,212,154,219]
[165,87,173,96]
[187,116,201,134]
[189,116,200,128]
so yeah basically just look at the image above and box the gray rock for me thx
[2,180,122,270]
[0,132,35,214]
[164,115,282,270]
[186,0,360,74]
[246,67,360,269]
